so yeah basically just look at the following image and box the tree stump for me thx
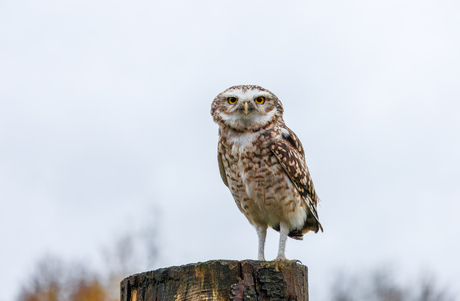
[120,260,308,301]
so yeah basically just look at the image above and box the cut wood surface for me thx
[120,260,308,301]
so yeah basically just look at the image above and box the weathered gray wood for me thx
[120,260,308,301]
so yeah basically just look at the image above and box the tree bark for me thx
[120,260,308,301]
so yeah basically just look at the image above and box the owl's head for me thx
[211,85,284,132]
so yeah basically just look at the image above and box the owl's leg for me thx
[275,222,289,261]
[256,225,267,261]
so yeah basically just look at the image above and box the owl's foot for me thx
[273,256,302,264]
[273,257,302,271]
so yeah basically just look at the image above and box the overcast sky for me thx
[1,0,460,300]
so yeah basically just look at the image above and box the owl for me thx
[211,85,323,261]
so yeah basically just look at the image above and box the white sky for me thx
[1,0,460,300]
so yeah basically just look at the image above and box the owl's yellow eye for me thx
[228,97,238,104]
[255,96,265,104]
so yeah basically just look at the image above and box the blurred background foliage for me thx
[331,267,455,301]
[17,216,159,301]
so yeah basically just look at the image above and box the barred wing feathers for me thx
[270,126,323,234]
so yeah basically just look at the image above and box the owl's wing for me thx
[270,125,323,234]
[217,140,229,187]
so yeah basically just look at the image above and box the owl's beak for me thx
[244,102,249,115]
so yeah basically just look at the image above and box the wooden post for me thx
[120,260,308,301]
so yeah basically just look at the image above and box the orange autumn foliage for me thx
[70,280,108,301]
[19,279,117,301]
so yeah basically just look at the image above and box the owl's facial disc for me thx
[216,89,279,131]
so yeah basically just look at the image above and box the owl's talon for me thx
[273,257,302,271]
[273,257,302,264]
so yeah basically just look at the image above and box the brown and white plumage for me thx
[211,85,322,261]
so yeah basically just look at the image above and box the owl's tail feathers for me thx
[301,214,324,234]
[271,224,305,240]
[288,221,323,240]
[287,229,304,240]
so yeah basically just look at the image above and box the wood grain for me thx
[120,260,308,301]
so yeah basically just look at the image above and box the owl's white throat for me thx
[227,130,260,149]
